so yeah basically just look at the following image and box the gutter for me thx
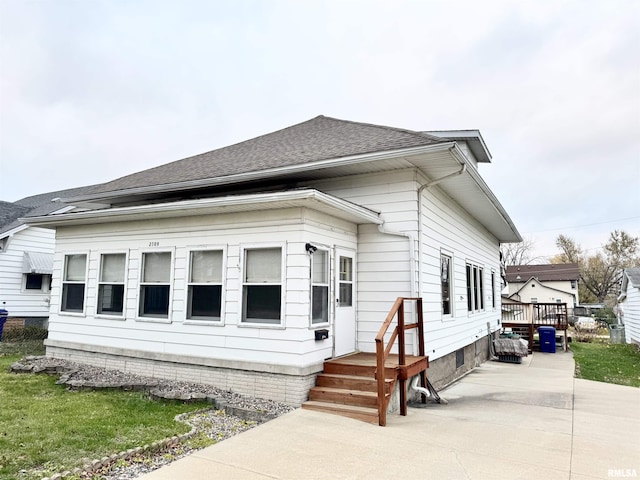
[21,189,383,228]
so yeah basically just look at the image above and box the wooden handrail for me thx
[374,297,425,426]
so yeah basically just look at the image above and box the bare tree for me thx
[552,230,640,304]
[500,237,540,267]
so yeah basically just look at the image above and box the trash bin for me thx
[609,324,626,344]
[539,326,556,353]
[0,308,8,342]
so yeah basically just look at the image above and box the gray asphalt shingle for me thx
[88,115,449,195]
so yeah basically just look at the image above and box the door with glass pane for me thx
[334,248,356,357]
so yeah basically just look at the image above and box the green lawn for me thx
[0,351,209,480]
[571,342,640,388]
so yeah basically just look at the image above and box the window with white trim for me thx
[491,271,496,309]
[311,249,329,325]
[187,249,223,321]
[139,252,172,318]
[441,253,452,315]
[61,254,87,312]
[97,253,126,316]
[465,262,484,313]
[242,247,282,324]
[24,274,50,292]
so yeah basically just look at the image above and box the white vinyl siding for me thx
[45,208,356,369]
[0,227,55,318]
[314,168,502,359]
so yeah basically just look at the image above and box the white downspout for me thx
[410,374,431,398]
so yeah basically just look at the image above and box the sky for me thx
[0,0,638,260]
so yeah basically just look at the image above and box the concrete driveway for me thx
[141,352,639,480]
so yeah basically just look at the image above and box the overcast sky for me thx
[1,0,638,259]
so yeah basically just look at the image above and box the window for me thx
[187,250,223,321]
[61,254,87,312]
[311,250,329,324]
[531,297,538,303]
[338,256,353,307]
[97,253,126,316]
[465,262,484,313]
[491,271,496,309]
[571,280,577,289]
[441,254,452,315]
[242,247,282,324]
[139,252,172,318]
[25,274,47,291]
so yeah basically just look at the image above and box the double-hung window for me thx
[441,253,452,316]
[139,252,172,319]
[242,247,282,325]
[61,254,87,313]
[187,249,223,321]
[311,249,329,325]
[465,262,484,313]
[97,253,126,316]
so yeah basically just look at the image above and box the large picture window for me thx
[311,250,329,325]
[61,254,87,312]
[139,252,171,318]
[465,262,484,313]
[98,253,126,316]
[242,247,282,324]
[188,250,223,321]
[441,254,452,315]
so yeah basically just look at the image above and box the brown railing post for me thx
[375,337,386,426]
[398,302,406,416]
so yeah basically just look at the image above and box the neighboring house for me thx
[505,263,580,313]
[24,115,521,405]
[0,186,97,330]
[618,267,640,345]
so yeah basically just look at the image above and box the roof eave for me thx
[23,189,383,228]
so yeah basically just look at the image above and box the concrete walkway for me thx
[141,352,639,480]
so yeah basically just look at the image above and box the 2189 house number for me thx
[148,242,160,247]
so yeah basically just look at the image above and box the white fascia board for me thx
[22,189,382,227]
[60,143,458,204]
[0,223,28,240]
[424,130,492,162]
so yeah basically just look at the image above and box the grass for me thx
[0,343,211,480]
[571,341,640,388]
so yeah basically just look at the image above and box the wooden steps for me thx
[301,352,429,425]
[302,401,380,424]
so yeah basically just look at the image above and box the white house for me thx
[505,263,580,312]
[25,116,521,406]
[618,267,640,345]
[0,187,95,330]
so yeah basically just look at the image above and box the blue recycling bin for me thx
[539,326,556,353]
[0,308,8,342]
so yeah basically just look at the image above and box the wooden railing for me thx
[374,297,426,426]
[501,302,569,352]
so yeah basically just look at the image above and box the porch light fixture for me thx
[305,243,318,254]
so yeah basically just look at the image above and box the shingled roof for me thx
[85,115,450,196]
[1,185,100,236]
[505,264,581,283]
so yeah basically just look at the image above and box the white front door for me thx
[334,248,356,357]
